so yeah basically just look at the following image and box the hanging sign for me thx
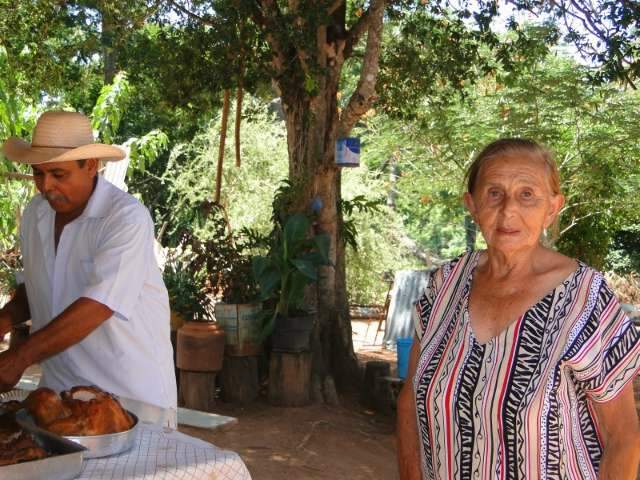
[335,137,360,167]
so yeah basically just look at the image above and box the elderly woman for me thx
[397,138,640,480]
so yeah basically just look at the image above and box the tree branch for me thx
[166,0,219,27]
[343,4,378,59]
[338,0,385,137]
[328,0,344,15]
[252,0,289,75]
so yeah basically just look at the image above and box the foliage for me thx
[184,205,260,305]
[91,72,132,144]
[252,212,331,332]
[0,45,38,286]
[125,129,168,178]
[605,226,640,274]
[163,249,211,321]
[357,53,640,269]
[511,0,640,86]
[341,162,422,304]
[157,100,288,244]
[339,194,384,251]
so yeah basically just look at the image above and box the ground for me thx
[179,318,400,480]
[181,397,399,480]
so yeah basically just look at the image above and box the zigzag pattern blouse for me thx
[413,251,640,480]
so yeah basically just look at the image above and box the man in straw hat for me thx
[0,111,177,417]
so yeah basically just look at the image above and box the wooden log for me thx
[179,370,217,412]
[268,351,312,407]
[220,355,259,404]
[360,360,390,409]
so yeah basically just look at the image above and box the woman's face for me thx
[463,154,564,254]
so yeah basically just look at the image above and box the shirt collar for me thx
[81,176,111,219]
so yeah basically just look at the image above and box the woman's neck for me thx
[478,244,549,281]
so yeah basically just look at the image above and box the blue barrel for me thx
[397,337,414,379]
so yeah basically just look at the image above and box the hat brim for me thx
[2,137,126,165]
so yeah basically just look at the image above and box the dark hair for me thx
[465,138,560,195]
[76,159,87,168]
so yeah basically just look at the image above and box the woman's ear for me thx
[463,192,477,220]
[545,193,565,228]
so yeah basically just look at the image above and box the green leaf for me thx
[291,258,318,280]
[313,233,331,264]
[284,213,311,250]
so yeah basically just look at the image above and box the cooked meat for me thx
[24,388,69,427]
[0,413,48,466]
[24,386,134,436]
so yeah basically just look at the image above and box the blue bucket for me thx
[397,337,414,379]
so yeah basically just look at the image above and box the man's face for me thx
[32,159,98,216]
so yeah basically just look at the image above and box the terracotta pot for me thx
[176,322,225,372]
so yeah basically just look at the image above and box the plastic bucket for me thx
[397,337,414,379]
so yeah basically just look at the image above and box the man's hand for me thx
[0,348,29,392]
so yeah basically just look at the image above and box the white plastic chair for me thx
[100,144,131,192]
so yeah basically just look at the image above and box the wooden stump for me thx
[361,360,391,410]
[179,370,217,412]
[269,351,312,407]
[220,355,259,404]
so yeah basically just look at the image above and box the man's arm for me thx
[592,382,640,480]
[0,284,31,338]
[397,339,422,480]
[0,297,113,391]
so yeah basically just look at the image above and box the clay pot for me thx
[176,322,225,372]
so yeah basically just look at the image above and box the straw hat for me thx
[2,111,125,165]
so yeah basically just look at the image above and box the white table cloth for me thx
[77,423,251,480]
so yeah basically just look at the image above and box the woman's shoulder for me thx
[427,250,478,291]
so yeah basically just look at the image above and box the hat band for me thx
[31,144,79,149]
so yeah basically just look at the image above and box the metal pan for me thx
[16,410,139,459]
[0,414,86,480]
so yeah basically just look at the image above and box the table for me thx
[78,422,251,480]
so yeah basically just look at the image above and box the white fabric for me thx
[19,176,177,410]
[78,423,252,480]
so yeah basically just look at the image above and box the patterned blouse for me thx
[413,250,640,480]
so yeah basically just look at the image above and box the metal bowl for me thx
[15,408,139,459]
[61,412,139,459]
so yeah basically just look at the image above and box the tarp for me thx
[383,269,433,349]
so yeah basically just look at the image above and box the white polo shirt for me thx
[19,176,177,411]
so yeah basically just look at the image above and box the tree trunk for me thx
[101,8,117,85]
[264,0,385,401]
[281,83,359,399]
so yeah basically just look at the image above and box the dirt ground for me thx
[180,396,399,480]
[180,319,401,480]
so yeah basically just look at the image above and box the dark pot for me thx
[271,313,314,353]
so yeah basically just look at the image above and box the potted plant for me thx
[164,249,226,412]
[182,205,264,356]
[252,212,330,352]
[212,239,263,357]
